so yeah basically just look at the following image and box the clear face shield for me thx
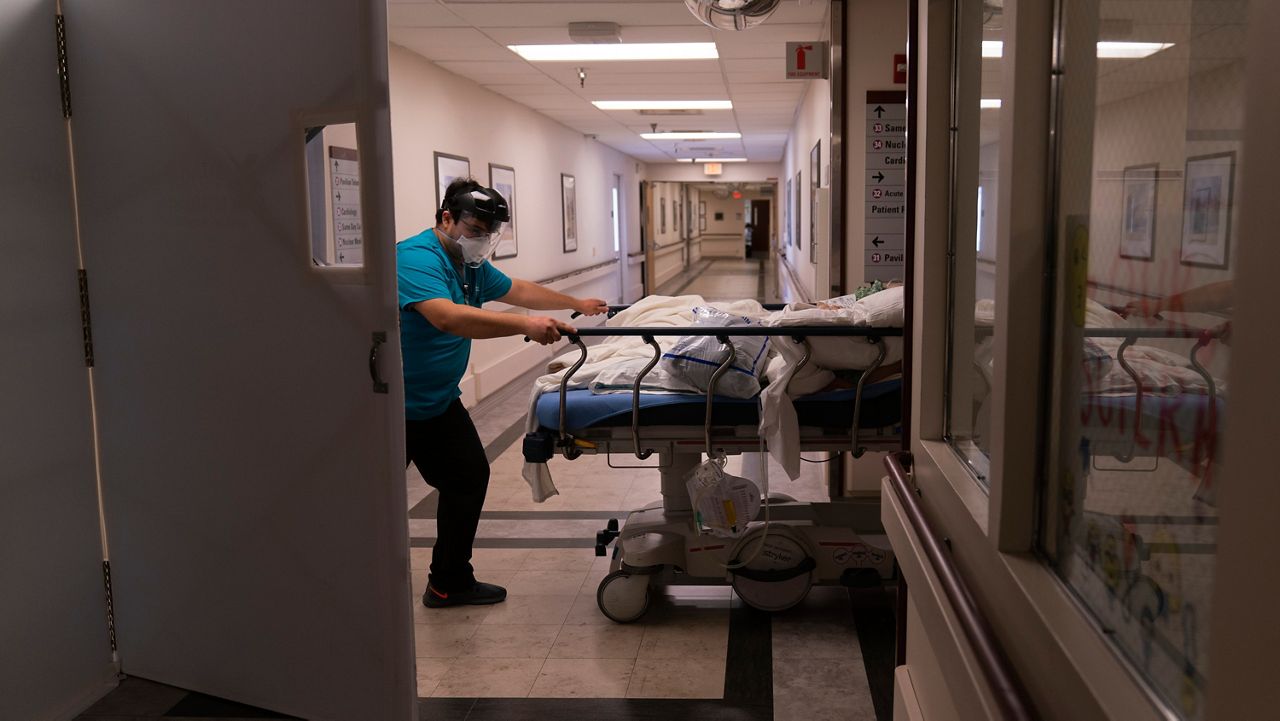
[445,188,510,267]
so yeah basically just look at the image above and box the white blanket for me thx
[520,291,906,500]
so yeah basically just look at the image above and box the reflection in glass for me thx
[1043,2,1244,718]
[944,0,1003,485]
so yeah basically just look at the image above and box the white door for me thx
[62,1,415,719]
[1,2,117,718]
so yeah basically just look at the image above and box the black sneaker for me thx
[422,581,507,608]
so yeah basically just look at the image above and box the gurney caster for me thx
[597,570,652,623]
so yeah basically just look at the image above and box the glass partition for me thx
[1042,2,1245,717]
[944,0,1006,486]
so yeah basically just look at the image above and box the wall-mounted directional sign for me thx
[329,146,362,266]
[864,91,907,282]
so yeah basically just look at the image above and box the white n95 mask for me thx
[453,227,503,267]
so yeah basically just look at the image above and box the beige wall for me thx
[389,44,643,403]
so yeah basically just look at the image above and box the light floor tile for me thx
[409,547,433,570]
[637,616,731,659]
[528,658,636,698]
[469,548,532,571]
[504,569,591,595]
[522,548,598,572]
[626,657,727,699]
[483,593,576,626]
[413,599,494,626]
[564,591,614,626]
[773,656,875,721]
[549,623,645,659]
[431,657,545,698]
[772,620,861,660]
[461,623,561,659]
[415,658,452,697]
[413,623,478,658]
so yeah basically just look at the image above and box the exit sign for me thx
[785,42,829,79]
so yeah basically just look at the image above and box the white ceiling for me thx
[387,0,831,164]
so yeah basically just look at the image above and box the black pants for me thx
[406,399,489,592]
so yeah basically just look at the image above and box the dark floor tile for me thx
[461,698,770,721]
[849,583,899,721]
[164,692,292,718]
[419,697,478,720]
[76,677,187,717]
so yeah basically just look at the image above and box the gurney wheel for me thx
[597,570,651,623]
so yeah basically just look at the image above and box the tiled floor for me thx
[75,257,891,720]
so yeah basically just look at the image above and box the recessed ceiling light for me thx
[982,40,1173,59]
[593,100,733,110]
[641,131,742,140]
[980,98,1001,109]
[1095,41,1174,58]
[509,43,718,62]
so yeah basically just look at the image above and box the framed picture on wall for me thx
[1119,164,1157,261]
[434,152,471,210]
[794,171,802,249]
[1179,152,1234,269]
[488,163,517,259]
[561,173,578,253]
[661,197,667,234]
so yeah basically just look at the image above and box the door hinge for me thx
[78,269,94,367]
[102,560,117,651]
[56,12,72,119]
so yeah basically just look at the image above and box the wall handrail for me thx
[534,258,619,286]
[884,451,1038,721]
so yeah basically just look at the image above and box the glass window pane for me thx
[1043,2,1245,718]
[945,0,1004,486]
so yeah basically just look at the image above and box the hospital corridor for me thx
[5,1,1279,720]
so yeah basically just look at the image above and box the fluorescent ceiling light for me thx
[641,131,742,140]
[509,43,718,62]
[982,40,1173,59]
[1096,41,1174,58]
[696,158,747,163]
[593,100,733,110]
[980,98,1002,109]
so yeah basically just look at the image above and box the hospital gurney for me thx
[523,315,904,622]
[1077,323,1226,472]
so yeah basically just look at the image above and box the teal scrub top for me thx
[397,229,512,420]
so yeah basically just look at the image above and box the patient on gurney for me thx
[521,284,908,501]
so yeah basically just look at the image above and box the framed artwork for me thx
[561,173,578,252]
[661,197,667,234]
[675,201,681,236]
[1119,163,1157,261]
[794,171,802,249]
[433,152,471,210]
[1180,152,1234,269]
[810,140,821,262]
[488,163,517,259]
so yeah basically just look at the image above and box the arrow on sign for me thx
[872,236,884,247]
[874,105,885,117]
[872,172,885,183]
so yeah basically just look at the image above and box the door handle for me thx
[369,331,388,394]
